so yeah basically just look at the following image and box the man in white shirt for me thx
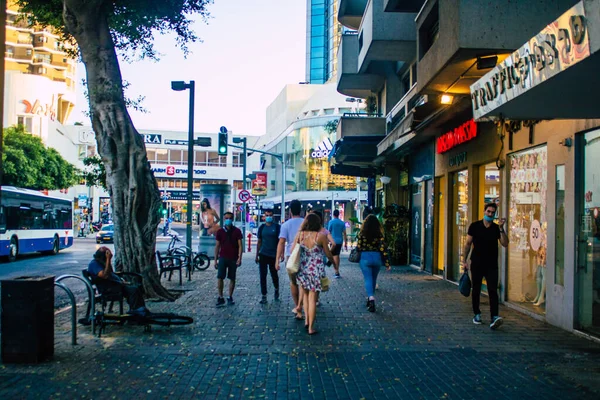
[275,200,304,317]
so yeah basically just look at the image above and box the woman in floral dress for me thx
[291,213,334,335]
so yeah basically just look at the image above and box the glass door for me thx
[451,170,469,281]
[577,129,600,335]
[424,180,435,273]
[434,176,446,276]
[411,183,423,267]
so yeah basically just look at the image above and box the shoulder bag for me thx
[349,247,361,263]
[286,234,302,274]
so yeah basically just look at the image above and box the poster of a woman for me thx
[200,197,220,236]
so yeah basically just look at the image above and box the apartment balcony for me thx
[338,0,368,30]
[357,0,417,73]
[416,0,576,96]
[384,0,425,12]
[330,114,386,176]
[337,33,385,98]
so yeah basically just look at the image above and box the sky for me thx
[70,0,307,136]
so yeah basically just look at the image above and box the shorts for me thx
[284,256,298,285]
[331,244,342,256]
[217,258,238,280]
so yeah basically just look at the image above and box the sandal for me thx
[294,313,304,320]
[308,330,319,335]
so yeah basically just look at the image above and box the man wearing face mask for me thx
[462,202,509,329]
[214,212,243,306]
[255,209,281,304]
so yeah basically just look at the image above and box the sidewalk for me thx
[1,253,599,399]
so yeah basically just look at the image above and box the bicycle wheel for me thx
[193,253,211,271]
[145,313,193,326]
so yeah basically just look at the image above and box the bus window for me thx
[0,206,6,233]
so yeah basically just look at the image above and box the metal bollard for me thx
[247,233,252,252]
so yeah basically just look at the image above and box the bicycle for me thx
[166,234,211,271]
[93,310,193,337]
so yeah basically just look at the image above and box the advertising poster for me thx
[199,193,221,236]
[251,171,268,196]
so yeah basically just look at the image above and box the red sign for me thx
[238,190,251,203]
[436,119,477,154]
[251,171,267,196]
[166,166,175,176]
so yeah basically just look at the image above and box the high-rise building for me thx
[3,1,77,135]
[305,0,343,84]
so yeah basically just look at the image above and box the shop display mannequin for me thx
[533,241,546,307]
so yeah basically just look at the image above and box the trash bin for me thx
[1,276,54,363]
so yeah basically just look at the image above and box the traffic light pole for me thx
[241,138,247,252]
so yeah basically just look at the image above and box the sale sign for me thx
[251,171,268,196]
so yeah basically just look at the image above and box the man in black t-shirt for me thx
[462,202,509,330]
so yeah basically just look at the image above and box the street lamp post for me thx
[171,80,195,250]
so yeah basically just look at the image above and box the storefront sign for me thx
[251,171,267,196]
[449,152,467,167]
[436,120,477,154]
[470,2,590,119]
[151,166,207,175]
[311,138,334,158]
[529,219,542,251]
[21,95,56,121]
[142,134,162,144]
[164,139,188,146]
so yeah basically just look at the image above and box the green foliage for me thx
[366,95,377,115]
[81,155,108,191]
[383,204,410,265]
[2,125,79,190]
[324,120,339,135]
[16,0,214,60]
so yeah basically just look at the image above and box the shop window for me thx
[169,149,182,165]
[478,163,500,219]
[156,148,168,162]
[555,165,565,287]
[146,149,157,163]
[207,152,220,166]
[195,151,207,166]
[507,146,547,314]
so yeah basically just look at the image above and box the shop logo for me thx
[166,166,175,176]
[437,120,477,154]
[142,134,162,144]
[311,138,333,158]
[21,95,56,121]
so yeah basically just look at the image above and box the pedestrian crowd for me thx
[85,201,509,333]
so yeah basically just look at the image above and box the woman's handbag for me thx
[459,271,471,297]
[348,247,361,263]
[286,241,301,274]
[321,276,331,292]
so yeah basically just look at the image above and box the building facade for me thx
[331,0,600,337]
[306,0,345,84]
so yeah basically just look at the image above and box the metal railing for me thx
[55,274,97,341]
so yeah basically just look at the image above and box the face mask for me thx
[265,216,273,223]
[483,215,494,222]
[224,219,233,227]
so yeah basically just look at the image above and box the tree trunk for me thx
[63,0,174,300]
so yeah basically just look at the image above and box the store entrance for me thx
[576,129,600,336]
[451,170,469,282]
[434,176,446,276]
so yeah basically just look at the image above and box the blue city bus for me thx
[0,186,74,262]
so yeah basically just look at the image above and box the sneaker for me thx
[274,290,280,301]
[259,295,268,304]
[216,297,225,307]
[334,273,341,279]
[473,314,482,325]
[367,299,376,313]
[490,316,504,330]
[227,297,235,306]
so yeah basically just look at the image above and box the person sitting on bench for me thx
[88,246,149,316]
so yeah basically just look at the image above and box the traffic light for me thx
[218,126,228,156]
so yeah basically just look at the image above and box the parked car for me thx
[96,224,114,244]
